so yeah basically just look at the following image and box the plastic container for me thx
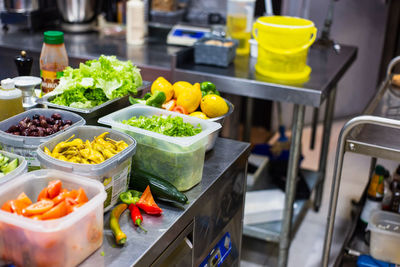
[0,78,24,121]
[98,105,221,191]
[0,169,106,267]
[367,210,400,264]
[252,16,317,83]
[0,108,85,170]
[0,150,27,185]
[194,37,238,68]
[40,31,68,94]
[36,126,137,211]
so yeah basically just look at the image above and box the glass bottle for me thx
[0,78,24,121]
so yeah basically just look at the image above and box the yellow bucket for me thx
[252,16,317,83]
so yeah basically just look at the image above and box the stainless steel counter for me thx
[80,137,250,266]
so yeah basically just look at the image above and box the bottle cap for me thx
[44,31,64,45]
[375,165,386,176]
[1,78,15,90]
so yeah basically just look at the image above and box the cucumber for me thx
[131,169,188,204]
[1,158,18,174]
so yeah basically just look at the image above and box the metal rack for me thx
[322,56,400,267]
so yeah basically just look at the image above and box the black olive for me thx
[38,129,45,136]
[40,120,48,128]
[7,125,18,132]
[21,129,29,136]
[29,125,37,132]
[32,114,40,120]
[31,132,39,137]
[12,132,20,135]
[51,113,62,120]
[18,121,27,128]
[39,115,46,121]
[64,120,72,125]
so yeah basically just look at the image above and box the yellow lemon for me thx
[173,81,192,99]
[151,77,174,101]
[200,94,229,118]
[189,111,209,120]
[176,83,202,113]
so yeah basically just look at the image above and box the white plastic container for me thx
[0,150,27,185]
[367,210,400,264]
[36,126,137,211]
[98,105,221,191]
[0,169,106,267]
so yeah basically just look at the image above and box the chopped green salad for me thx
[51,55,142,109]
[122,115,202,137]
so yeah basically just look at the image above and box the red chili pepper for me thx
[136,186,163,215]
[128,204,147,232]
[172,105,188,115]
[162,99,176,111]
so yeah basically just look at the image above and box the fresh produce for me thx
[1,180,89,220]
[128,204,147,232]
[131,168,188,204]
[0,153,19,177]
[44,132,128,164]
[189,111,209,120]
[129,91,166,108]
[151,77,174,101]
[110,203,128,245]
[5,113,73,137]
[172,105,188,114]
[173,81,192,99]
[136,186,163,215]
[200,81,220,97]
[176,82,202,113]
[51,55,143,109]
[122,115,201,137]
[201,94,229,118]
[119,190,141,205]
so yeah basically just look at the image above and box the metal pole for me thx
[310,107,319,150]
[322,115,400,267]
[314,87,337,211]
[278,104,305,267]
[243,97,254,142]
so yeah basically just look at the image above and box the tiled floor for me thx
[241,119,399,267]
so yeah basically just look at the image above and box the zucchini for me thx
[131,169,188,204]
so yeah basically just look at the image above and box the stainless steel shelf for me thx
[243,169,319,243]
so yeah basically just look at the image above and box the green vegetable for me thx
[100,251,105,256]
[122,115,201,137]
[200,81,220,97]
[119,190,141,204]
[131,169,188,204]
[51,55,143,108]
[129,91,166,108]
[0,154,18,176]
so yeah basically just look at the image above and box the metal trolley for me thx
[322,56,400,266]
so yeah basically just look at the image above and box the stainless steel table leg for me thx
[314,86,337,211]
[278,104,306,267]
[244,97,254,142]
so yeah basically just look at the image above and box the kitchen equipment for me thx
[194,37,238,67]
[0,169,106,267]
[98,105,221,191]
[167,24,210,46]
[4,0,39,12]
[13,76,41,109]
[207,98,234,151]
[0,150,27,186]
[56,0,101,32]
[252,16,317,83]
[226,0,256,55]
[37,126,137,211]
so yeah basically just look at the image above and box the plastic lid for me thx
[375,165,386,176]
[1,78,15,90]
[44,31,64,45]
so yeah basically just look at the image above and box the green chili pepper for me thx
[119,190,142,204]
[200,81,220,97]
[145,91,166,107]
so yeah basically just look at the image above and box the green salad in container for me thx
[51,55,143,109]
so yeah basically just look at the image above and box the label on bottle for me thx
[368,174,384,198]
[40,69,63,94]
[360,199,381,224]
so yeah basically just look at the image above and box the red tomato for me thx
[37,187,49,201]
[1,200,12,213]
[47,180,62,199]
[65,197,78,214]
[17,192,32,206]
[172,105,188,114]
[10,199,29,215]
[24,200,54,216]
[41,201,68,220]
[75,188,88,204]
[162,99,177,111]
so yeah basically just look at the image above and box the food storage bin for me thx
[0,169,106,267]
[367,210,400,264]
[0,150,27,185]
[36,126,136,211]
[37,81,150,125]
[98,105,221,191]
[194,37,238,68]
[0,108,85,171]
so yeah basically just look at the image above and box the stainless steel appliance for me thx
[56,0,101,32]
[4,0,39,12]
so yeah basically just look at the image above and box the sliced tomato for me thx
[172,105,188,115]
[1,200,12,213]
[72,203,85,212]
[23,199,54,216]
[37,187,49,201]
[67,189,78,199]
[41,201,68,220]
[10,199,29,215]
[29,215,43,221]
[47,180,62,199]
[75,188,88,204]
[52,190,69,205]
[17,192,32,206]
[65,197,78,214]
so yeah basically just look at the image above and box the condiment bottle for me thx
[40,31,68,94]
[0,78,24,121]
[126,0,145,45]
[14,50,33,76]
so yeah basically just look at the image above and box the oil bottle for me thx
[0,78,24,121]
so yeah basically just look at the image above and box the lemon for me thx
[200,94,228,118]
[189,111,209,120]
[176,83,202,113]
[151,77,174,101]
[173,81,192,99]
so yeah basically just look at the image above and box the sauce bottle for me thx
[0,79,24,121]
[40,31,68,94]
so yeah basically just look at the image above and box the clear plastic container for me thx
[0,108,85,170]
[98,105,221,191]
[36,126,137,211]
[367,210,400,264]
[0,150,27,185]
[0,169,106,267]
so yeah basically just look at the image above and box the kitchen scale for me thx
[167,24,210,46]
